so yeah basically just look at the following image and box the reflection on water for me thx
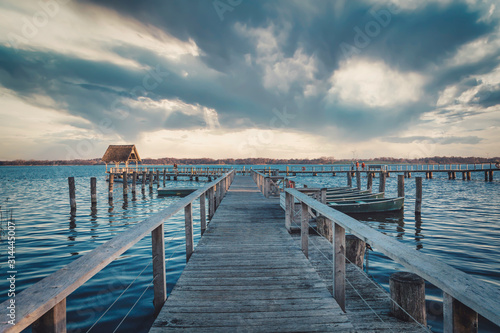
[0,165,207,333]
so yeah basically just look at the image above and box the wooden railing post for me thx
[301,202,308,258]
[443,292,478,333]
[151,224,166,314]
[333,221,346,312]
[285,192,293,232]
[200,193,207,235]
[185,203,193,262]
[209,187,215,219]
[32,299,66,333]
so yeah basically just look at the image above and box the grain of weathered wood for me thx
[334,221,346,312]
[32,299,66,333]
[301,202,309,258]
[152,224,166,314]
[151,176,352,332]
[184,203,193,262]
[443,292,478,333]
[68,177,76,214]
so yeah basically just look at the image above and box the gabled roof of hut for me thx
[102,145,141,163]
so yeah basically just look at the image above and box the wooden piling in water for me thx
[123,172,128,198]
[347,171,352,187]
[149,171,154,190]
[90,177,97,206]
[356,170,361,190]
[467,171,471,181]
[163,169,166,187]
[489,170,494,181]
[108,174,114,201]
[156,170,160,188]
[389,272,426,325]
[378,172,386,193]
[132,171,137,195]
[68,177,76,215]
[398,174,404,198]
[142,171,146,191]
[415,177,422,214]
[345,235,365,269]
[367,172,373,192]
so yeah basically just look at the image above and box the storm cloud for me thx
[0,0,499,159]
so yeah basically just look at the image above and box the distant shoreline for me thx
[0,156,498,166]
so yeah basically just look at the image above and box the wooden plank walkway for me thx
[150,176,353,332]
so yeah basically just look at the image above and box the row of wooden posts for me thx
[67,171,219,214]
[281,186,499,332]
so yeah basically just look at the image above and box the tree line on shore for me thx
[0,156,498,166]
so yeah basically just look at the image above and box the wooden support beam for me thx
[151,224,166,314]
[443,292,478,333]
[200,193,206,235]
[285,192,293,233]
[184,203,193,262]
[301,202,308,258]
[32,299,66,333]
[398,174,404,198]
[333,222,346,312]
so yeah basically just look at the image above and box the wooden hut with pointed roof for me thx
[102,144,141,172]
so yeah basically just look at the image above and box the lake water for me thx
[0,165,498,332]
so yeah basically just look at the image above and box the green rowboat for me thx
[328,197,404,214]
[158,188,197,197]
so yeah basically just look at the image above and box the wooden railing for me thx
[0,170,236,333]
[108,166,233,175]
[284,188,500,331]
[251,170,284,198]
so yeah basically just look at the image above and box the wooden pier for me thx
[150,176,353,332]
[3,171,500,333]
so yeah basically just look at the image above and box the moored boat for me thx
[158,188,197,197]
[328,197,404,214]
[327,192,385,202]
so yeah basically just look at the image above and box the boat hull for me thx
[328,197,404,213]
[158,188,197,197]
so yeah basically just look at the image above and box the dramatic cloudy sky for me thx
[1,0,500,160]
